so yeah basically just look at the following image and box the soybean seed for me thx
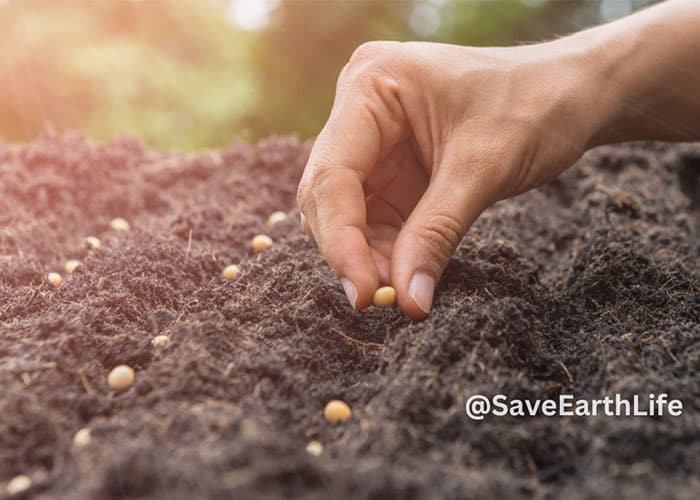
[324,399,351,424]
[251,234,273,253]
[6,475,31,495]
[222,264,241,280]
[65,259,80,274]
[306,440,323,457]
[373,286,396,308]
[48,272,62,287]
[151,335,169,348]
[108,365,135,392]
[110,217,130,231]
[85,236,101,249]
[267,211,288,227]
[73,428,91,448]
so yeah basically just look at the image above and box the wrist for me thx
[565,0,700,146]
[553,21,646,148]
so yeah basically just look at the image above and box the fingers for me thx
[365,144,429,220]
[297,102,381,308]
[364,196,402,285]
[311,167,380,309]
[390,166,488,320]
[297,61,407,310]
[297,113,383,308]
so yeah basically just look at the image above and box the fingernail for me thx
[408,272,435,315]
[340,278,358,309]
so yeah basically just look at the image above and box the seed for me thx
[267,211,288,227]
[73,428,91,448]
[323,399,352,424]
[251,234,273,253]
[6,475,31,495]
[85,236,101,249]
[48,272,62,287]
[110,217,130,231]
[108,365,135,392]
[151,335,169,348]
[373,286,396,308]
[222,264,241,280]
[306,440,323,457]
[65,259,80,274]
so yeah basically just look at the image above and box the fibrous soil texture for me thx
[0,132,698,499]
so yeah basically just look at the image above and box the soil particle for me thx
[0,131,698,499]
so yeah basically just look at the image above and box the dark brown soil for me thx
[0,131,698,500]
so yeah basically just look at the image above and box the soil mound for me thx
[0,132,698,499]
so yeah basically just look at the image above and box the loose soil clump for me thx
[0,131,698,499]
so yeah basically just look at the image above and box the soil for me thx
[0,131,698,500]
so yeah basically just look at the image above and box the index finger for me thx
[297,63,407,308]
[298,100,383,309]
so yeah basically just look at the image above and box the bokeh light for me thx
[0,0,660,150]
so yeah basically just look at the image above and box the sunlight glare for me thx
[227,0,279,31]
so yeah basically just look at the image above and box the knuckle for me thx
[415,213,465,264]
[343,41,400,88]
[349,41,392,65]
[309,165,337,196]
[337,62,352,85]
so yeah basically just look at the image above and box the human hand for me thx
[296,39,607,319]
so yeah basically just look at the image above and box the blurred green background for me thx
[0,0,657,150]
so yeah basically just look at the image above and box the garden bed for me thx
[0,132,698,499]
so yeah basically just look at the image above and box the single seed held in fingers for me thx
[306,440,323,457]
[151,335,169,348]
[110,217,130,231]
[65,260,80,274]
[85,236,101,249]
[73,428,91,448]
[6,475,32,495]
[251,234,273,253]
[324,399,352,424]
[48,272,62,287]
[267,211,288,226]
[222,264,241,280]
[108,365,135,392]
[373,286,396,308]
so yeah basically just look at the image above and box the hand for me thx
[297,39,602,319]
[298,0,700,320]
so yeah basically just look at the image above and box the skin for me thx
[296,0,700,320]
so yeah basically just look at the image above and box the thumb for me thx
[390,169,487,320]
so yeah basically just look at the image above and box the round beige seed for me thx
[323,399,352,424]
[373,286,396,308]
[65,259,80,274]
[306,440,323,457]
[85,236,101,249]
[110,217,130,231]
[108,365,135,392]
[73,428,91,448]
[151,335,169,348]
[48,272,62,287]
[6,475,31,495]
[251,234,273,253]
[222,264,241,280]
[267,211,288,227]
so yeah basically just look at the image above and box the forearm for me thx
[572,0,700,145]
